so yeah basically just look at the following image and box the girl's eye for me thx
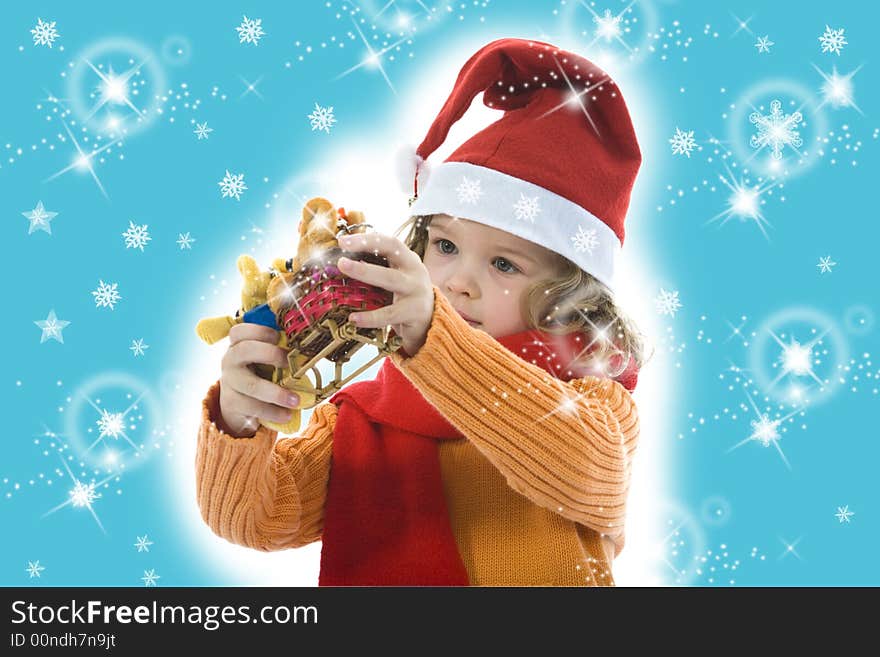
[431,238,521,274]
[493,257,520,274]
[433,238,456,254]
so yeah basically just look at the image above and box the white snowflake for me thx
[26,560,45,578]
[130,338,149,357]
[755,36,774,53]
[141,569,161,586]
[513,194,541,223]
[134,535,154,552]
[669,127,696,158]
[30,18,59,48]
[835,505,854,523]
[819,25,847,55]
[92,280,121,310]
[307,103,337,133]
[455,176,483,204]
[570,225,599,254]
[177,232,196,250]
[236,16,265,45]
[749,100,803,160]
[218,170,247,200]
[69,480,101,508]
[655,288,682,317]
[97,410,125,440]
[817,256,836,273]
[122,221,151,251]
[193,122,213,140]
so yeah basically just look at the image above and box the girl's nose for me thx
[444,270,478,298]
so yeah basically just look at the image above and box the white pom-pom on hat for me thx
[395,144,431,198]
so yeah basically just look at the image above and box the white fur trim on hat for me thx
[409,161,620,290]
[394,145,431,197]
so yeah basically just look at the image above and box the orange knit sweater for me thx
[195,286,640,586]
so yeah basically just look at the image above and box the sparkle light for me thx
[778,535,804,561]
[593,8,624,42]
[729,12,755,38]
[705,163,779,240]
[781,341,811,376]
[373,0,429,27]
[733,187,758,214]
[787,384,804,402]
[238,75,265,100]
[45,118,119,198]
[334,16,410,94]
[749,414,780,447]
[813,63,863,114]
[84,394,143,455]
[69,480,100,508]
[42,456,116,533]
[537,55,609,137]
[102,74,127,103]
[770,329,827,387]
[726,389,802,469]
[97,409,126,440]
[83,59,145,122]
[579,1,635,53]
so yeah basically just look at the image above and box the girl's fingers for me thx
[223,387,296,425]
[337,257,407,292]
[229,322,281,346]
[227,367,300,409]
[224,340,289,370]
[338,232,419,270]
[348,297,423,329]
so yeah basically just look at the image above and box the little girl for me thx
[195,38,647,586]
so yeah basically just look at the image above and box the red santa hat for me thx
[399,38,641,291]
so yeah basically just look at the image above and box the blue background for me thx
[1,0,876,586]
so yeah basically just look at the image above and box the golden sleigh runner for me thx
[195,197,403,433]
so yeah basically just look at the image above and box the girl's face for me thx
[423,214,565,338]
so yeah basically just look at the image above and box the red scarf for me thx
[319,329,638,586]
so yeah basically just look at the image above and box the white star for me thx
[22,201,58,235]
[193,122,213,140]
[130,338,149,357]
[134,534,154,552]
[835,505,854,523]
[34,310,70,344]
[177,232,196,250]
[754,36,774,53]
[141,569,161,586]
[25,560,45,578]
[817,256,836,273]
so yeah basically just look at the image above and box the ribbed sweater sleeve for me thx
[195,381,336,551]
[390,286,640,556]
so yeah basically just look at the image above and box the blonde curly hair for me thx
[394,214,650,378]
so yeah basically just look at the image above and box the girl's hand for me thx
[219,323,301,437]
[336,232,434,357]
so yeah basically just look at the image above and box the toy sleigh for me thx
[270,244,402,405]
[196,197,403,433]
